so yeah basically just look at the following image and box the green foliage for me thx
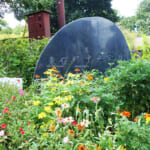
[142,34,150,59]
[0,19,7,30]
[0,27,13,34]
[136,0,150,35]
[0,38,49,88]
[0,61,150,149]
[105,59,150,118]
[120,27,137,50]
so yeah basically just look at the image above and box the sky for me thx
[3,0,144,29]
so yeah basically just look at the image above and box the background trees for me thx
[0,0,118,33]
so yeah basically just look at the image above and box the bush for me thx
[0,38,49,88]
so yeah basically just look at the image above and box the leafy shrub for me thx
[105,59,150,118]
[0,38,49,88]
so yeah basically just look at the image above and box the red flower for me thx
[72,121,77,125]
[9,113,12,115]
[1,124,7,128]
[27,122,30,125]
[3,108,9,113]
[12,96,16,100]
[122,111,131,118]
[5,132,9,135]
[20,128,23,131]
[77,124,84,131]
[17,79,20,83]
[21,131,25,135]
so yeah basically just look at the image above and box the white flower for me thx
[81,119,90,127]
[63,136,69,143]
[61,103,70,109]
[0,130,4,137]
[64,116,74,124]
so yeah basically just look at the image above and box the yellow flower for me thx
[40,125,44,129]
[64,95,72,101]
[68,73,75,77]
[44,106,51,113]
[54,96,63,104]
[121,145,126,150]
[44,71,50,74]
[50,125,55,131]
[51,88,56,91]
[66,81,75,85]
[52,77,57,81]
[43,132,48,137]
[104,78,109,82]
[33,101,40,106]
[48,102,54,106]
[61,90,68,93]
[38,112,46,119]
[46,82,52,86]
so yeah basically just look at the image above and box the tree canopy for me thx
[0,0,118,33]
[136,0,150,35]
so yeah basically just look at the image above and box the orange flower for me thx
[87,74,93,80]
[97,145,102,150]
[121,145,126,150]
[50,125,55,131]
[55,109,62,117]
[78,108,81,112]
[77,124,84,131]
[35,74,40,78]
[52,67,56,70]
[68,129,74,137]
[74,68,80,72]
[50,73,55,77]
[134,118,138,122]
[122,111,131,117]
[57,74,63,78]
[77,145,87,150]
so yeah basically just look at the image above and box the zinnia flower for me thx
[55,109,62,117]
[35,74,40,78]
[68,129,74,137]
[104,78,109,82]
[19,89,24,95]
[21,131,25,135]
[0,130,4,137]
[20,128,23,131]
[27,122,31,125]
[80,119,90,127]
[74,68,80,72]
[122,111,131,117]
[77,145,87,150]
[1,124,7,128]
[38,112,46,119]
[33,101,40,106]
[64,116,74,124]
[3,108,9,113]
[77,124,84,131]
[12,96,16,100]
[63,136,69,143]
[144,113,150,122]
[91,97,100,103]
[61,103,70,109]
[50,125,55,131]
[72,121,77,125]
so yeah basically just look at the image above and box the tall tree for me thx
[1,0,118,33]
[136,0,150,35]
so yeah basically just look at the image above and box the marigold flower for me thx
[87,74,93,80]
[4,108,9,113]
[91,97,100,103]
[50,125,55,131]
[74,68,80,72]
[1,124,6,128]
[122,111,131,117]
[21,131,25,135]
[77,145,87,150]
[121,145,126,150]
[35,74,40,78]
[38,112,46,119]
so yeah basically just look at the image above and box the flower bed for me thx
[0,60,150,149]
